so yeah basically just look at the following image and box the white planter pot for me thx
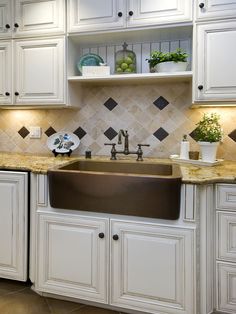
[198,141,219,162]
[155,61,188,73]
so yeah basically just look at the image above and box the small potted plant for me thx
[194,113,223,162]
[146,48,188,73]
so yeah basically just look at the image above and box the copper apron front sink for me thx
[48,160,182,220]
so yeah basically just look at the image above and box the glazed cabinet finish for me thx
[196,0,236,21]
[0,41,12,104]
[194,20,236,103]
[68,0,125,33]
[0,171,28,281]
[37,213,109,303]
[68,0,192,33]
[14,37,65,105]
[0,0,65,38]
[0,0,11,38]
[110,220,195,314]
[216,184,236,313]
[127,0,192,27]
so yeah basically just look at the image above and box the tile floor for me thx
[0,279,124,314]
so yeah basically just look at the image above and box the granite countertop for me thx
[0,152,235,184]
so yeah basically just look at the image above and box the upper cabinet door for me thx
[196,0,236,21]
[68,0,125,33]
[13,0,65,37]
[127,0,192,27]
[0,41,12,104]
[0,0,12,38]
[14,37,65,105]
[194,20,236,103]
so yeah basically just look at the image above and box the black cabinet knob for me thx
[113,234,119,241]
[128,11,134,16]
[118,12,122,17]
[5,24,10,29]
[98,232,105,239]
[5,92,10,96]
[198,85,203,90]
[199,3,204,8]
[15,92,19,96]
[14,23,19,28]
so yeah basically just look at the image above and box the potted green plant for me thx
[146,48,188,73]
[194,113,223,162]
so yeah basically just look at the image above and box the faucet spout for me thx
[118,129,129,153]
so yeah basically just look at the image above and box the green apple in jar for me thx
[121,63,128,70]
[116,67,123,73]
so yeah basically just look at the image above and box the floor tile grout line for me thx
[44,297,53,314]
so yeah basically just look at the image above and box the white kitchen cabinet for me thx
[0,41,12,104]
[216,184,236,314]
[194,20,236,103]
[0,0,12,38]
[36,213,109,304]
[127,0,192,28]
[0,0,65,38]
[13,37,65,106]
[0,171,28,281]
[196,0,236,21]
[216,262,236,313]
[68,0,125,33]
[68,0,192,34]
[110,220,195,314]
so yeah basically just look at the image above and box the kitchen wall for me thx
[1,82,236,160]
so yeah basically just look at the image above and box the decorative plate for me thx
[77,53,104,74]
[47,132,80,153]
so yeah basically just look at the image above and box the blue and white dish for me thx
[77,53,104,74]
[47,132,80,153]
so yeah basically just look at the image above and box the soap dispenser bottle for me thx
[180,135,189,159]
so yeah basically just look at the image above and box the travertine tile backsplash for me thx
[1,82,236,160]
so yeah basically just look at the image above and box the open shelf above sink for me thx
[68,71,192,85]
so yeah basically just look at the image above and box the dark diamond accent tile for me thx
[189,128,198,141]
[104,97,118,111]
[153,127,169,141]
[104,127,118,140]
[73,127,87,139]
[228,129,236,142]
[18,126,29,139]
[153,96,169,110]
[45,127,56,137]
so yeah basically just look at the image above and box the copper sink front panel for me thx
[48,170,181,220]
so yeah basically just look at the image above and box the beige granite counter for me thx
[0,152,236,184]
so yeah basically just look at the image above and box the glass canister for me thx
[115,42,136,74]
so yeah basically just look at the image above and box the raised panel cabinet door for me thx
[217,212,236,262]
[67,0,125,33]
[0,0,12,38]
[217,262,236,313]
[0,41,12,104]
[37,213,109,303]
[127,0,192,27]
[196,0,236,21]
[110,220,195,314]
[0,171,28,281]
[14,37,65,105]
[14,0,65,37]
[194,20,236,102]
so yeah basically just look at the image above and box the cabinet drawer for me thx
[217,212,236,262]
[216,262,236,313]
[216,184,236,210]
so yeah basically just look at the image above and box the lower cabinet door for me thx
[37,213,109,303]
[217,262,236,313]
[110,220,195,314]
[0,171,28,281]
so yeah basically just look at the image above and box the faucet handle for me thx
[137,144,150,148]
[104,143,116,146]
[136,144,150,161]
[104,143,117,160]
